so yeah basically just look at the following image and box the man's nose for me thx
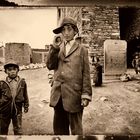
[11,70,15,73]
[64,29,69,35]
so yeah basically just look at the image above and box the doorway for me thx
[119,7,140,68]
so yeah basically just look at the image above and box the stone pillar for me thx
[0,46,5,65]
[5,43,31,66]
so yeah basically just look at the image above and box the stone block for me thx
[104,39,127,79]
[5,43,31,66]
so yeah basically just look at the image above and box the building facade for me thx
[57,6,140,68]
[57,6,120,67]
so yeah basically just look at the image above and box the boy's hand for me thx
[24,108,28,113]
[53,35,62,47]
[81,98,89,107]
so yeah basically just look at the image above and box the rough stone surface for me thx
[5,43,31,65]
[0,46,5,65]
[104,39,127,78]
[32,49,48,64]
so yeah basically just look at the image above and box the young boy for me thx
[0,60,29,135]
[47,17,92,135]
[132,53,140,74]
[92,56,102,86]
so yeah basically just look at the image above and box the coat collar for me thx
[60,40,79,58]
[6,76,19,83]
[4,76,23,94]
[64,39,75,48]
[66,41,79,57]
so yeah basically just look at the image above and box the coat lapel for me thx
[59,41,79,59]
[16,78,23,94]
[5,76,22,97]
[65,41,79,58]
[59,42,66,60]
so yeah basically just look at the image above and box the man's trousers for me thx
[53,98,83,135]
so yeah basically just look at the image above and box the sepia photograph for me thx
[0,0,140,140]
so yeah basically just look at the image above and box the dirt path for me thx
[0,68,140,135]
[83,80,140,135]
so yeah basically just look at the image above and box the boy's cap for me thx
[4,60,19,69]
[53,17,79,34]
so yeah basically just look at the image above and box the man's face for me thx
[5,66,18,79]
[61,24,77,41]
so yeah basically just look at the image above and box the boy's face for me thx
[5,66,18,79]
[61,24,77,41]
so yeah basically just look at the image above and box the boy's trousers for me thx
[53,98,83,135]
[0,109,22,135]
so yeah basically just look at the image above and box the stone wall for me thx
[58,6,120,65]
[0,46,5,65]
[5,43,31,65]
[32,49,48,64]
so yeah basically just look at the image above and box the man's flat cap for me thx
[53,17,79,34]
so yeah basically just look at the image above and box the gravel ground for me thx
[0,68,140,135]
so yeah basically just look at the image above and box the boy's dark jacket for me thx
[0,76,29,114]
